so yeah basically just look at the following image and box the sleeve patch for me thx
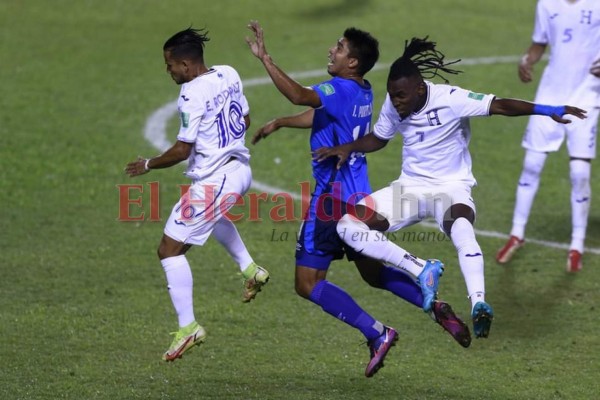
[468,92,485,101]
[318,83,336,96]
[180,112,190,128]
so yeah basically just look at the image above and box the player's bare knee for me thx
[294,266,324,299]
[157,235,186,260]
[157,244,174,260]
[294,278,315,299]
[443,204,475,237]
[157,239,169,260]
[355,259,384,288]
[357,267,382,288]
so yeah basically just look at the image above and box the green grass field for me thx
[2,1,600,399]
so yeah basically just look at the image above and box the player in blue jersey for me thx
[246,21,470,377]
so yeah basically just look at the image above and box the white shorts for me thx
[358,180,476,232]
[522,108,599,158]
[164,159,251,245]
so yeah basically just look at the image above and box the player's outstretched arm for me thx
[489,98,587,124]
[125,140,193,177]
[313,133,388,169]
[246,21,321,108]
[252,109,314,145]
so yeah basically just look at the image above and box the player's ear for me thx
[417,81,427,95]
[181,59,190,71]
[348,57,359,71]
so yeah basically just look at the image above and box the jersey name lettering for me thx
[352,104,372,118]
[213,82,241,109]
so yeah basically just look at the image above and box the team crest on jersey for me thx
[468,92,485,101]
[318,83,335,96]
[180,112,190,128]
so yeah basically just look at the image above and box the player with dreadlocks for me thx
[315,37,586,339]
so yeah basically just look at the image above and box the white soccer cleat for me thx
[163,321,206,362]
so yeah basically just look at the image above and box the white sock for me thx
[337,214,426,278]
[212,218,254,272]
[451,218,485,310]
[570,159,591,253]
[510,150,547,239]
[161,255,195,327]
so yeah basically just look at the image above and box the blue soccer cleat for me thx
[417,259,445,313]
[365,326,398,378]
[471,301,494,338]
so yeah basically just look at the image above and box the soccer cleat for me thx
[566,250,582,273]
[242,263,270,303]
[471,302,494,339]
[162,321,206,362]
[365,326,398,378]
[495,235,524,264]
[431,301,471,348]
[417,259,444,313]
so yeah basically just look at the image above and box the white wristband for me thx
[144,158,151,171]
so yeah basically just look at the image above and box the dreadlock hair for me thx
[163,27,210,63]
[388,37,461,83]
[343,27,379,76]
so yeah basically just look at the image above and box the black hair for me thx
[388,37,461,83]
[343,27,379,76]
[163,27,210,63]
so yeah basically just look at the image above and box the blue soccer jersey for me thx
[296,77,374,269]
[310,77,373,204]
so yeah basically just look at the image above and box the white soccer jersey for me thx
[176,65,251,181]
[373,82,494,186]
[569,62,600,107]
[533,0,600,104]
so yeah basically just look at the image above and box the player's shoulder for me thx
[310,78,341,101]
[210,65,242,79]
[427,81,459,98]
[427,81,490,106]
[324,76,360,89]
[320,76,371,97]
[536,0,555,12]
[536,0,550,7]
[428,81,452,91]
[211,64,236,73]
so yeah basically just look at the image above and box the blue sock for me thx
[380,266,423,308]
[309,280,382,340]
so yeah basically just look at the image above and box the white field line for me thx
[144,55,600,255]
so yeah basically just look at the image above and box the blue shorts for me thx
[295,196,364,270]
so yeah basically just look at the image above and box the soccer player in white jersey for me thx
[496,0,600,272]
[315,37,586,338]
[125,28,269,361]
